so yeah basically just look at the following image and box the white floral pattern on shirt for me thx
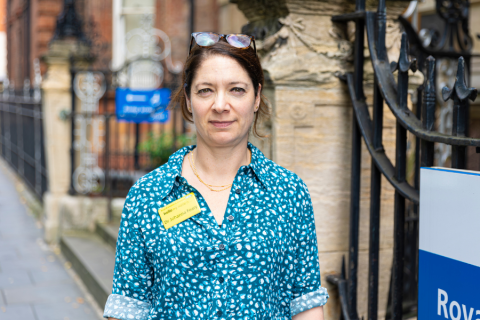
[103,143,328,320]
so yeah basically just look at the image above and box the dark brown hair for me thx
[169,39,269,137]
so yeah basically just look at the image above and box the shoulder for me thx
[257,159,314,231]
[128,145,193,195]
[123,146,192,210]
[120,164,173,224]
[133,163,171,190]
[249,143,309,200]
[126,164,168,197]
[259,157,309,196]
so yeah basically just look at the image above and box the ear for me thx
[254,84,262,112]
[184,87,192,113]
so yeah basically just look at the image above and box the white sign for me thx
[419,167,480,320]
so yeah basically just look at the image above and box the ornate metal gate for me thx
[327,0,479,319]
[68,17,183,207]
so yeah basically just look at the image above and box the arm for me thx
[292,306,324,320]
[290,178,329,318]
[103,185,154,320]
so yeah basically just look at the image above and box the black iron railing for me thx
[68,67,154,200]
[0,90,48,200]
[328,0,479,319]
[68,62,183,219]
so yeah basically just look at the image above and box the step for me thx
[95,222,120,251]
[60,231,115,309]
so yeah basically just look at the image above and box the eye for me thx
[197,88,212,95]
[231,87,246,93]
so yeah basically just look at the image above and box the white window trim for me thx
[112,0,156,70]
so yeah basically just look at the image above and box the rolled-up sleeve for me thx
[103,185,154,319]
[290,180,329,317]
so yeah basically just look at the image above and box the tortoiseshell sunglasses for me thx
[188,32,256,56]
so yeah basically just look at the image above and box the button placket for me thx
[212,177,240,320]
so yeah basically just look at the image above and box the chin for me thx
[208,132,245,147]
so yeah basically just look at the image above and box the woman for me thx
[104,32,328,320]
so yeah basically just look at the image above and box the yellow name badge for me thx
[158,193,201,229]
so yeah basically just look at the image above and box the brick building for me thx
[6,0,61,87]
[4,0,246,88]
[0,0,6,82]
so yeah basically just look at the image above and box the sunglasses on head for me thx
[188,32,256,56]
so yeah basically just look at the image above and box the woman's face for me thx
[186,55,260,148]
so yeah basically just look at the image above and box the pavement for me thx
[0,164,102,320]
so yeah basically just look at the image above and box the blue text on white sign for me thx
[115,88,171,123]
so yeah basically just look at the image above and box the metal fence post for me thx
[34,104,42,195]
[347,0,366,317]
[69,65,76,194]
[367,2,386,319]
[421,56,436,168]
[105,113,112,222]
[442,57,478,169]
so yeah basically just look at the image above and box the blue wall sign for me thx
[419,168,480,320]
[115,88,171,123]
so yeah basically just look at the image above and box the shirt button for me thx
[235,188,241,194]
[217,310,223,317]
[227,215,234,221]
[219,244,225,250]
[219,276,224,283]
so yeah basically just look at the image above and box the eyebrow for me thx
[228,81,249,86]
[195,82,214,88]
[194,81,250,88]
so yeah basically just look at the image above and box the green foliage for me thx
[139,132,195,168]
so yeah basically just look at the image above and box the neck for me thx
[193,138,250,183]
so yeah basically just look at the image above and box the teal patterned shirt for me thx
[103,143,328,320]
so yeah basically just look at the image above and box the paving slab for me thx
[33,301,98,320]
[3,282,86,305]
[0,255,57,272]
[0,163,102,320]
[0,226,41,238]
[29,265,75,286]
[0,304,37,320]
[0,270,33,288]
[13,239,55,258]
[0,289,5,305]
[0,247,18,260]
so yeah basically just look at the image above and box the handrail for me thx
[365,12,480,147]
[344,73,420,204]
[398,15,480,59]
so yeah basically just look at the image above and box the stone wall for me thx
[41,40,91,242]
[236,0,410,318]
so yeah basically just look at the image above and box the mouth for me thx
[210,121,235,128]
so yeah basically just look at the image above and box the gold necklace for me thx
[188,150,252,192]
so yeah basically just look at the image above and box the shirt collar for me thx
[245,142,270,189]
[154,142,269,200]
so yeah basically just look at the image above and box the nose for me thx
[212,91,230,113]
